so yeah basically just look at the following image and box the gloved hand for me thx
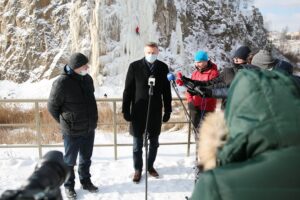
[175,79,184,86]
[123,112,132,122]
[176,72,184,86]
[181,76,196,91]
[187,88,198,96]
[162,112,171,122]
[200,87,212,97]
[188,86,212,97]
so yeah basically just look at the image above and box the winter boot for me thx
[80,179,98,193]
[65,187,77,200]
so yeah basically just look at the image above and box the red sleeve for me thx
[209,64,219,80]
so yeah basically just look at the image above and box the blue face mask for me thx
[145,54,158,63]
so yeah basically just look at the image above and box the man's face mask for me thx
[79,69,88,76]
[75,65,89,76]
[145,54,158,63]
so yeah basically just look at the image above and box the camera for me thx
[0,151,69,200]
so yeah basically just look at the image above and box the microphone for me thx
[167,72,175,82]
[148,75,155,86]
[148,75,155,95]
[167,72,176,87]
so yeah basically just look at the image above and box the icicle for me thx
[89,0,101,84]
[69,1,82,52]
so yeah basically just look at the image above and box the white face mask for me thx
[79,69,88,76]
[145,54,158,63]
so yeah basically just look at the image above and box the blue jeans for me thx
[63,131,95,188]
[133,135,159,171]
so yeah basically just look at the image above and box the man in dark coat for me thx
[122,42,172,183]
[48,53,98,199]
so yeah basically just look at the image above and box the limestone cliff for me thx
[0,0,267,83]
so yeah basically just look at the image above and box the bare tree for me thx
[279,26,289,51]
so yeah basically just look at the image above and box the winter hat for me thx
[194,51,208,62]
[274,60,293,75]
[68,53,89,70]
[251,50,276,69]
[233,46,251,60]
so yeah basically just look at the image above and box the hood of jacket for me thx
[217,69,300,165]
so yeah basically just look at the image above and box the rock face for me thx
[0,0,70,82]
[0,0,267,83]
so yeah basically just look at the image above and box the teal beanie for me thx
[194,51,208,62]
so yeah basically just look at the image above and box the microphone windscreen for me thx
[167,73,175,81]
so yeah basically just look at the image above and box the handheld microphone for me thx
[148,75,155,86]
[167,72,176,87]
[167,72,176,82]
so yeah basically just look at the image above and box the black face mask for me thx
[233,63,240,68]
[233,61,247,68]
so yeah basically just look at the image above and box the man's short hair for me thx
[145,42,158,49]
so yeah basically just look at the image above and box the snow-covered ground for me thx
[0,131,196,200]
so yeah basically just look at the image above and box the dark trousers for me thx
[133,135,159,171]
[63,131,95,188]
[189,108,211,180]
[189,109,210,137]
[189,109,211,162]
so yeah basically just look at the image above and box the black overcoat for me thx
[122,58,172,138]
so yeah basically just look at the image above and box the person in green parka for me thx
[190,69,300,200]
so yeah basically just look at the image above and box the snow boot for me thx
[65,187,77,200]
[80,179,98,193]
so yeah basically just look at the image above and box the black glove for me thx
[188,86,212,97]
[182,76,205,87]
[181,76,196,91]
[162,112,171,122]
[187,88,198,96]
[123,112,132,122]
[196,86,212,97]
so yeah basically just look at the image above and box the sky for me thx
[254,0,300,32]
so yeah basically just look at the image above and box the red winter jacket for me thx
[186,61,219,111]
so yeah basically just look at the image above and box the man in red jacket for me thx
[186,50,219,139]
[186,51,219,178]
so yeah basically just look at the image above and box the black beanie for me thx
[233,46,251,60]
[68,53,89,70]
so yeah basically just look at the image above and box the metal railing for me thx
[0,98,194,159]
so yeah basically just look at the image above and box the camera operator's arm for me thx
[210,87,228,98]
[47,79,64,123]
[188,86,228,99]
[181,67,235,88]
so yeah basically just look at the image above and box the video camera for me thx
[0,151,69,200]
